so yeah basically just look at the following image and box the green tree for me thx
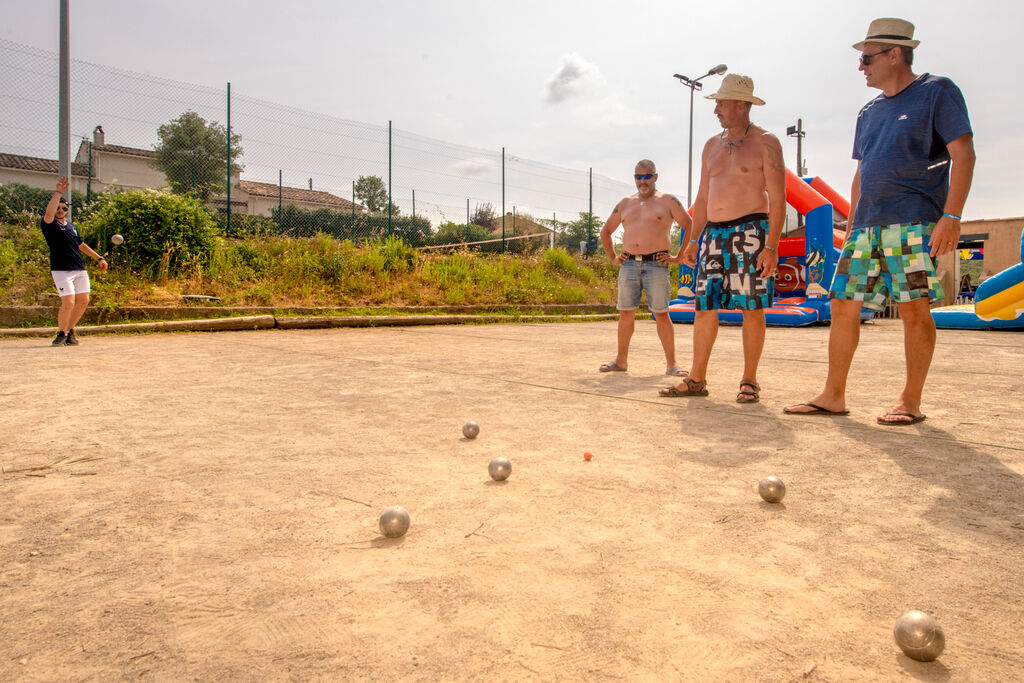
[153,111,243,202]
[555,211,602,250]
[354,175,389,213]
[470,202,498,231]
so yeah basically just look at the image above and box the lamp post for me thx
[787,119,806,228]
[673,64,727,206]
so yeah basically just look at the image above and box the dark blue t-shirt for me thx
[852,73,972,229]
[40,217,86,271]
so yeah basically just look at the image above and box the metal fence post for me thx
[351,180,355,221]
[501,147,506,253]
[588,167,593,244]
[226,81,231,235]
[58,0,70,216]
[278,169,283,232]
[387,120,392,237]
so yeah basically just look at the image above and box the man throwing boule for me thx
[660,74,785,402]
[599,160,693,376]
[40,176,107,346]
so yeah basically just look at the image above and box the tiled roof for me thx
[92,143,156,158]
[239,180,363,210]
[0,152,91,177]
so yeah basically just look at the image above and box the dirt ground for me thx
[2,319,1023,681]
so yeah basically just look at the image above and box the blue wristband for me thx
[942,212,962,221]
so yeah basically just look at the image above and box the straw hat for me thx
[853,18,920,51]
[704,74,765,106]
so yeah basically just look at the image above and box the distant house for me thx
[0,126,364,216]
[212,179,363,217]
[0,152,92,194]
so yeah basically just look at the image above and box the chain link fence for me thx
[0,38,634,253]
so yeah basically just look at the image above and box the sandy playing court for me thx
[2,319,1023,680]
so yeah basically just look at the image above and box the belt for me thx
[622,250,668,261]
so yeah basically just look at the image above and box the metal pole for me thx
[552,211,556,248]
[501,147,505,253]
[412,189,415,223]
[588,167,593,243]
[466,198,470,229]
[351,180,355,220]
[796,118,804,175]
[58,0,70,216]
[687,86,695,207]
[278,169,283,231]
[387,120,392,236]
[226,82,231,235]
[86,141,92,203]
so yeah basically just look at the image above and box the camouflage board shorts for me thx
[830,221,943,312]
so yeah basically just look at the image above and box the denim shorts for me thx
[617,259,671,313]
[830,221,943,312]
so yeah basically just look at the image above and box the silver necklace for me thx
[719,123,752,154]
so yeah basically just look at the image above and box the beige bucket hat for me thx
[853,18,920,51]
[704,74,765,106]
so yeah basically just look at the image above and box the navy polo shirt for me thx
[852,73,972,229]
[40,217,86,271]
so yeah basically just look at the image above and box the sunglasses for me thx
[634,173,654,180]
[859,47,895,66]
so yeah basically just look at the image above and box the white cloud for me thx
[450,157,496,176]
[543,53,603,104]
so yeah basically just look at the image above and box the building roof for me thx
[239,180,363,211]
[91,143,156,159]
[0,152,92,177]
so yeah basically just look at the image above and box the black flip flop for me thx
[782,402,850,416]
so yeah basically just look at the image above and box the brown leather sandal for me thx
[736,380,760,404]
[659,377,708,397]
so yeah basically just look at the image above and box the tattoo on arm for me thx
[611,201,621,215]
[668,195,684,208]
[767,143,785,172]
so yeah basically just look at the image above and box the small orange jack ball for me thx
[584,452,593,461]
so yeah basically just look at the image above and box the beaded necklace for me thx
[719,123,752,154]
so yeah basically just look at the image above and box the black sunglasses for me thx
[859,47,895,66]
[634,173,654,180]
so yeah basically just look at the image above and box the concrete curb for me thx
[0,313,619,338]
[0,303,620,327]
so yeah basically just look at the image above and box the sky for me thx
[2,0,1022,222]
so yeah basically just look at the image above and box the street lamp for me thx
[673,64,727,206]
[787,119,807,228]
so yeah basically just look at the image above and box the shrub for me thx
[0,182,105,223]
[80,189,218,276]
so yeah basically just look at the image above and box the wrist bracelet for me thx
[764,245,777,253]
[688,239,699,244]
[942,212,962,221]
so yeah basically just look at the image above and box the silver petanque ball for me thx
[894,610,945,662]
[111,233,124,245]
[488,457,512,481]
[462,421,480,439]
[378,506,410,538]
[758,476,787,504]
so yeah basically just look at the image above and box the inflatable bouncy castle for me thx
[931,227,1024,330]
[668,170,863,326]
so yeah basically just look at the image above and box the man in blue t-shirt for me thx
[40,176,107,346]
[785,18,975,425]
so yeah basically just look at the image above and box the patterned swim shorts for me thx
[829,221,943,312]
[695,213,774,311]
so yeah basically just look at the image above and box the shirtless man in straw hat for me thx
[784,18,974,425]
[598,159,693,376]
[660,74,786,403]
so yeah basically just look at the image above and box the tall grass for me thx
[0,223,618,309]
